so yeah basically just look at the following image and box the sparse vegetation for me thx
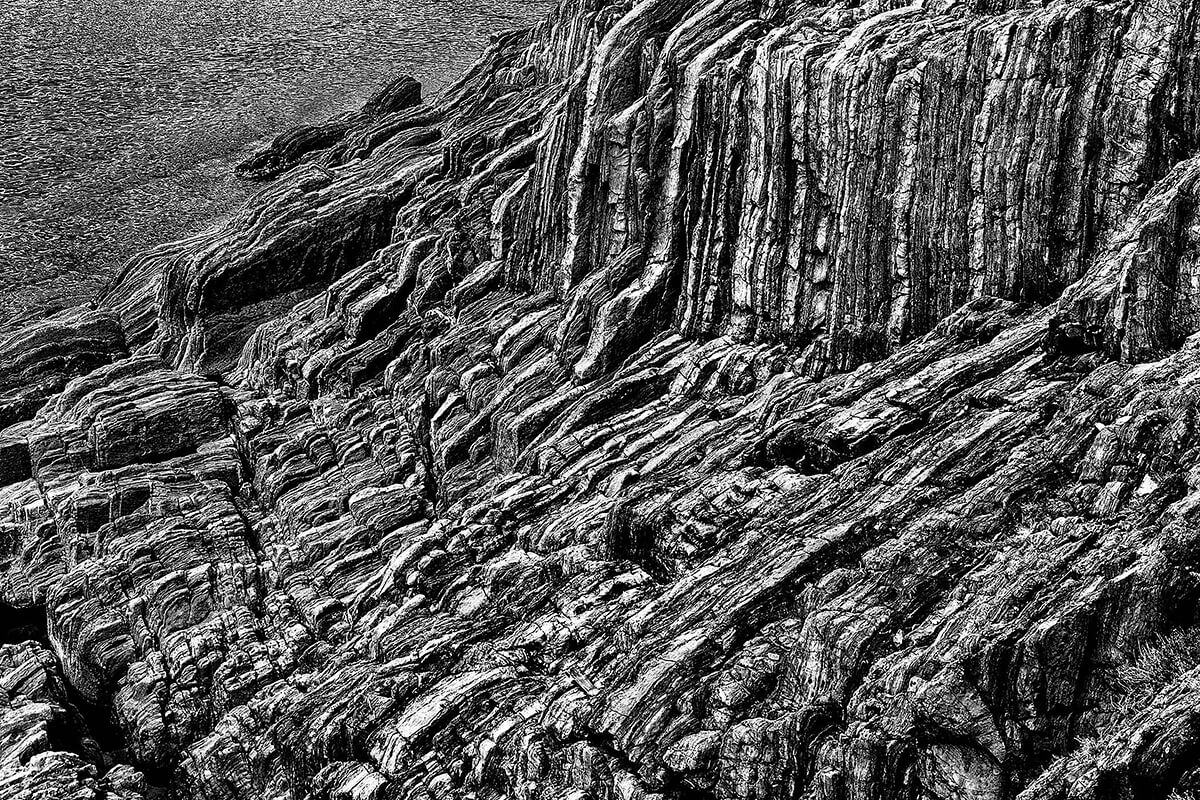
[1114,626,1200,706]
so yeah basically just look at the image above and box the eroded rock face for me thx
[0,641,150,800]
[0,309,127,431]
[6,0,1200,798]
[235,76,424,181]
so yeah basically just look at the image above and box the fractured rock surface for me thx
[6,0,1200,797]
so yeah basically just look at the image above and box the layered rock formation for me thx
[5,0,1200,797]
[235,76,425,181]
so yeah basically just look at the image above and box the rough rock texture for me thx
[6,0,1200,798]
[0,640,150,799]
[235,76,424,182]
[0,309,128,431]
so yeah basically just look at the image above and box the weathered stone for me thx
[236,75,424,181]
[7,0,1200,798]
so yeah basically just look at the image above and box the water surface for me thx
[0,0,550,327]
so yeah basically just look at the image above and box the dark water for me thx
[0,0,549,326]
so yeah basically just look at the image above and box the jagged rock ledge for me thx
[3,0,1200,798]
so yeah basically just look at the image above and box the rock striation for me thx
[235,76,425,181]
[5,0,1200,798]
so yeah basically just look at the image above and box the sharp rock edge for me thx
[4,0,1200,798]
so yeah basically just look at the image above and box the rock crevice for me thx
[6,0,1200,798]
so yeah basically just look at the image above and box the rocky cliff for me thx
[3,0,1200,798]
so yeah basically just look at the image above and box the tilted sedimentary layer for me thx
[3,0,1200,797]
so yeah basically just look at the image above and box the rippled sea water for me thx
[0,0,550,327]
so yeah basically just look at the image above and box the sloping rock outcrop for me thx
[5,0,1200,798]
[235,76,425,181]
